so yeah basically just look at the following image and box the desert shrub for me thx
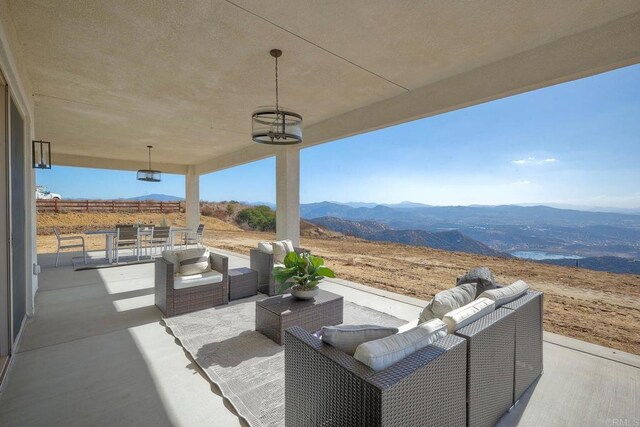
[226,203,235,215]
[236,205,276,231]
[201,204,216,217]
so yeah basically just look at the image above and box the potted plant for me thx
[273,251,336,300]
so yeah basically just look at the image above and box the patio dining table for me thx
[84,226,194,262]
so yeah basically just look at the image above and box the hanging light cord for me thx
[274,54,279,113]
[148,146,152,169]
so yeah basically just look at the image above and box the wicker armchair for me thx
[284,327,467,427]
[502,291,544,404]
[154,252,228,317]
[250,246,309,295]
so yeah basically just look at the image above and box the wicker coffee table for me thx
[255,289,343,345]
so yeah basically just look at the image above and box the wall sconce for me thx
[32,140,52,169]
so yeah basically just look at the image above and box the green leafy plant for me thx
[236,205,276,231]
[274,252,336,294]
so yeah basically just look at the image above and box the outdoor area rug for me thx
[163,294,406,427]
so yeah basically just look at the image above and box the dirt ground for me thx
[37,212,640,355]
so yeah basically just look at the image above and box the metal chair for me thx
[53,227,86,267]
[114,225,139,263]
[150,226,171,255]
[184,224,205,247]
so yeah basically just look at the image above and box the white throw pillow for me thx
[353,319,448,371]
[281,239,295,254]
[272,241,287,264]
[257,242,273,254]
[178,248,210,276]
[478,280,529,308]
[322,325,399,356]
[418,283,477,324]
[162,250,180,275]
[442,297,495,333]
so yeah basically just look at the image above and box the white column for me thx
[276,147,300,247]
[185,165,200,230]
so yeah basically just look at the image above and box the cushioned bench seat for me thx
[174,270,224,290]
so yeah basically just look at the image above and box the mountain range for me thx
[126,194,184,202]
[295,201,640,274]
[310,216,507,257]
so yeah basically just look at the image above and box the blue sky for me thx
[38,64,640,209]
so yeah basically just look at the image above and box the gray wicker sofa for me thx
[284,327,467,427]
[284,289,544,427]
[249,246,309,296]
[154,252,228,317]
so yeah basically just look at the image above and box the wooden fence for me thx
[36,199,183,213]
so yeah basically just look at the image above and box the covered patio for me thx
[1,1,640,425]
[0,247,638,426]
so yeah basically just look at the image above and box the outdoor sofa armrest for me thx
[209,252,229,304]
[250,248,274,294]
[455,307,516,427]
[502,290,544,403]
[154,257,173,316]
[284,326,467,427]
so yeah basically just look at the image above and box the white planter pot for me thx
[291,286,319,300]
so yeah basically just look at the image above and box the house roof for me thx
[7,1,640,173]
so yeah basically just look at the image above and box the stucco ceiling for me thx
[7,0,640,170]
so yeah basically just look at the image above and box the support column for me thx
[185,165,200,230]
[276,147,300,247]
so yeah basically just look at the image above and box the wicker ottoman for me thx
[228,267,258,301]
[255,289,343,345]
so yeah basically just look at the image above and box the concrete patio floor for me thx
[0,247,638,426]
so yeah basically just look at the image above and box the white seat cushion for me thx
[442,297,495,333]
[353,319,448,371]
[178,248,210,276]
[419,283,477,324]
[173,270,223,290]
[272,241,287,263]
[281,239,295,253]
[478,279,529,308]
[257,242,273,254]
[322,325,399,356]
[162,250,180,274]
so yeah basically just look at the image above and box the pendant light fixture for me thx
[252,49,303,145]
[32,140,52,169]
[137,145,161,182]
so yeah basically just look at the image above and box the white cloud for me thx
[512,180,531,185]
[512,157,558,165]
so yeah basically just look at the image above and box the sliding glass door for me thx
[0,69,10,380]
[9,97,25,342]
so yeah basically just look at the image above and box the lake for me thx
[510,251,584,260]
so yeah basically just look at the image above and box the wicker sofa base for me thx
[456,308,516,427]
[503,291,544,403]
[169,282,226,316]
[285,327,467,427]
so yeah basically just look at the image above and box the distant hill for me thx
[310,216,508,258]
[127,194,184,202]
[539,256,640,275]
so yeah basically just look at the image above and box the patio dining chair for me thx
[53,227,87,267]
[150,226,171,255]
[183,223,205,247]
[114,225,140,263]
